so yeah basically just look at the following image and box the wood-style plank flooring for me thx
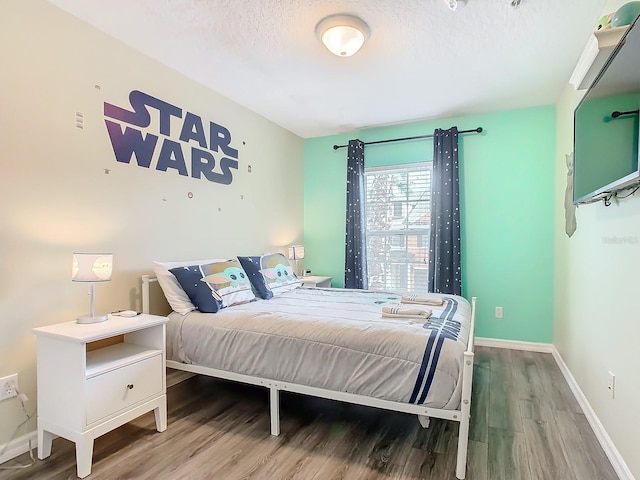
[0,347,618,479]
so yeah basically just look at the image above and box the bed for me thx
[141,262,476,479]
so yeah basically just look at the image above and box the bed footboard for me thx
[143,275,477,480]
[456,295,477,479]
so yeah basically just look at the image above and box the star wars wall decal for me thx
[104,90,238,185]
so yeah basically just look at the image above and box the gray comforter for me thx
[167,288,471,409]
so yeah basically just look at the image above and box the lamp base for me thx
[76,313,108,324]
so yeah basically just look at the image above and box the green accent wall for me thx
[304,106,556,342]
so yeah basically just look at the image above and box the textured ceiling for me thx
[48,0,607,138]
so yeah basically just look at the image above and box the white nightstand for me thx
[301,275,332,288]
[33,314,168,478]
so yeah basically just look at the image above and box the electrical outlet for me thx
[495,306,503,319]
[608,371,615,399]
[0,374,18,401]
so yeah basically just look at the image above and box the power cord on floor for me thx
[0,388,36,470]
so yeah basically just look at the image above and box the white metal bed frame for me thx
[142,275,477,479]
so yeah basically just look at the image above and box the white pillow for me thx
[153,258,226,314]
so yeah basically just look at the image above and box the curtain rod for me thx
[611,109,639,118]
[332,127,483,150]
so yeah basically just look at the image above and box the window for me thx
[364,163,431,293]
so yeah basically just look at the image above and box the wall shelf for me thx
[570,26,628,90]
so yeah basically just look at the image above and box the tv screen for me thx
[573,15,640,204]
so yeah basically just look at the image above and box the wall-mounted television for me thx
[573,15,640,205]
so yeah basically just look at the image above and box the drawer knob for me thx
[127,384,134,390]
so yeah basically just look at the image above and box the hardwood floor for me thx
[0,347,619,479]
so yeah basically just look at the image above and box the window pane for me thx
[364,163,431,294]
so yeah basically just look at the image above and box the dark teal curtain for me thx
[344,139,368,289]
[428,127,461,295]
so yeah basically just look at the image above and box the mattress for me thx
[167,288,471,409]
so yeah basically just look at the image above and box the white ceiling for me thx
[48,0,607,138]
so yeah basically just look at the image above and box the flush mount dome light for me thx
[445,0,468,10]
[316,14,370,57]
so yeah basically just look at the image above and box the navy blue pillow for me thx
[237,254,302,299]
[237,256,273,299]
[169,264,222,313]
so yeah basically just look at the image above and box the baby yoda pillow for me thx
[200,260,256,307]
[237,253,302,299]
[170,260,255,312]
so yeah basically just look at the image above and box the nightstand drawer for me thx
[86,354,163,424]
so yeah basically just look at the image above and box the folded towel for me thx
[401,295,445,306]
[382,304,432,319]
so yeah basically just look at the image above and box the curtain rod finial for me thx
[333,145,340,150]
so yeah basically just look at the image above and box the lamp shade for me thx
[316,15,370,57]
[288,245,305,260]
[72,253,113,282]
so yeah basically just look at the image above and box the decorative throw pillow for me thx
[169,260,255,313]
[153,258,226,314]
[199,260,256,307]
[237,253,302,299]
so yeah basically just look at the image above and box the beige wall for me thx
[554,1,640,477]
[0,0,303,447]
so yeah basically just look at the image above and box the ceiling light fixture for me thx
[445,0,468,11]
[316,14,370,57]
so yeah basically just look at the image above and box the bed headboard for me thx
[141,274,157,314]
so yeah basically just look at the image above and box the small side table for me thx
[33,314,168,478]
[301,275,332,288]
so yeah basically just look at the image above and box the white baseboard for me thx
[476,337,634,480]
[551,346,635,480]
[0,430,36,466]
[475,337,554,353]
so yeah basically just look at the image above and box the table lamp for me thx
[288,245,305,277]
[72,253,113,324]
